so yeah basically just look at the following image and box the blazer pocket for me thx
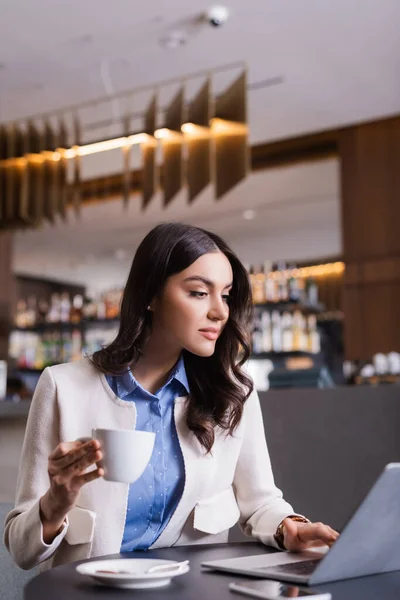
[194,486,240,535]
[65,505,96,545]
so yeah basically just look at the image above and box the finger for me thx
[297,522,338,545]
[49,441,82,460]
[75,467,105,487]
[51,440,100,469]
[61,450,103,479]
[328,526,340,538]
[282,517,298,539]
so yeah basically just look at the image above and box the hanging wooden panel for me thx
[4,124,16,224]
[0,126,6,222]
[0,124,29,229]
[213,70,249,199]
[186,79,212,203]
[57,119,68,221]
[122,114,131,208]
[13,125,29,225]
[72,113,81,216]
[42,120,58,223]
[26,120,44,224]
[141,95,157,209]
[163,88,184,207]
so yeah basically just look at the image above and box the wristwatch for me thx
[274,515,311,550]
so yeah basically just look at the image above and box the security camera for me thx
[206,5,229,27]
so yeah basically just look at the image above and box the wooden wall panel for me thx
[340,116,400,359]
[0,232,14,360]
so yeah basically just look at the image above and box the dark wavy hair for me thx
[91,222,254,452]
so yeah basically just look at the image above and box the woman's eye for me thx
[222,295,231,303]
[190,291,207,298]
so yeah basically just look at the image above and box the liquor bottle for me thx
[299,313,308,351]
[261,311,272,352]
[37,299,49,325]
[248,266,256,300]
[47,293,61,323]
[15,300,28,328]
[105,289,121,320]
[252,266,266,304]
[271,310,282,352]
[96,295,107,320]
[292,310,304,351]
[70,295,83,324]
[251,313,263,355]
[307,315,321,354]
[288,266,300,303]
[60,293,71,323]
[276,262,289,302]
[83,297,97,321]
[306,277,319,306]
[281,312,294,352]
[297,278,306,304]
[26,296,37,327]
[265,263,277,303]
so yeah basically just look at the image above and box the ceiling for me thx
[1,0,399,143]
[2,0,398,291]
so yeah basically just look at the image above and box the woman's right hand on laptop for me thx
[283,518,339,552]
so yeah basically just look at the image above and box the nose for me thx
[207,295,229,322]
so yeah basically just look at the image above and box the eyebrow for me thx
[183,276,233,290]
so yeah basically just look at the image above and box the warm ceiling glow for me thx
[270,262,345,280]
[154,128,171,140]
[57,133,155,159]
[299,262,345,278]
[42,151,61,162]
[211,118,248,135]
[0,119,247,165]
[26,153,45,164]
[129,133,153,145]
[154,128,183,141]
[76,137,129,157]
[181,123,210,137]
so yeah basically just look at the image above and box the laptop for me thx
[202,463,400,585]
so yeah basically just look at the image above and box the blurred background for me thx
[1,0,400,500]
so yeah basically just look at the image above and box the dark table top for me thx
[25,542,400,600]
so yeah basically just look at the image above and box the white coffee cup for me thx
[87,428,155,483]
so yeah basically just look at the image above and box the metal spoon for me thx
[147,560,189,574]
[96,560,189,576]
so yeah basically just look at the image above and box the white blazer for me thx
[4,358,296,571]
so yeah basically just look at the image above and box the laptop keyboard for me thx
[256,559,321,577]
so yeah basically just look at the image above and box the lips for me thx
[199,328,220,341]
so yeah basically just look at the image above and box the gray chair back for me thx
[0,503,38,600]
[229,385,400,542]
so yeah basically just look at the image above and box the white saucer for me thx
[76,558,190,589]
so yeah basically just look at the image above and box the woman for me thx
[4,223,338,571]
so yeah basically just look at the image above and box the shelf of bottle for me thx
[15,350,321,373]
[16,366,58,374]
[253,301,324,313]
[249,351,319,359]
[12,318,120,333]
